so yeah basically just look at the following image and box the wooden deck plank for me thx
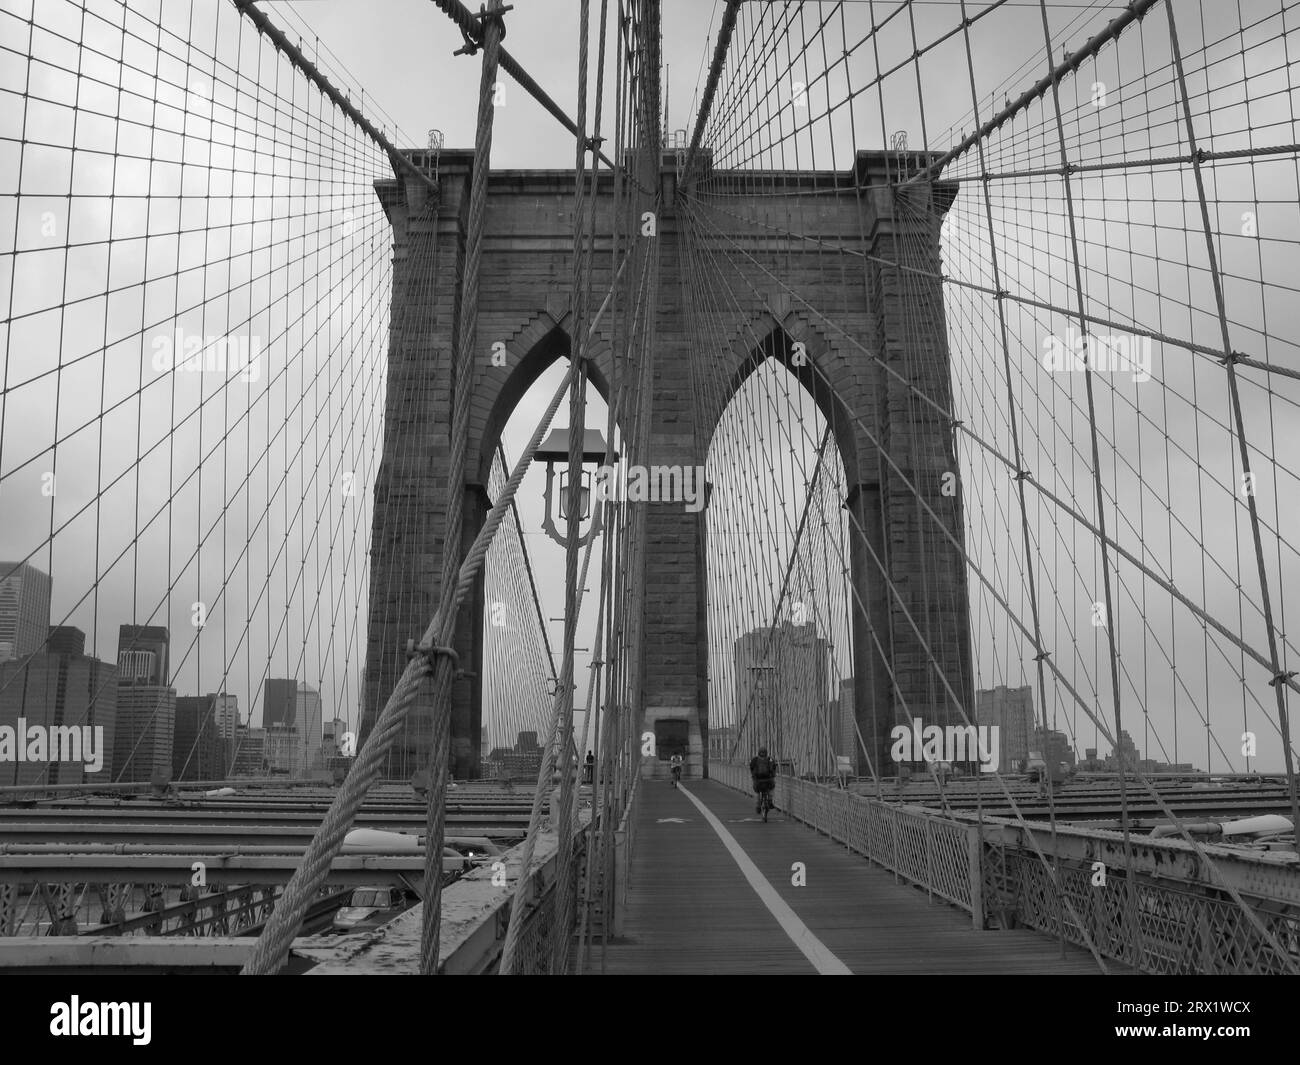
[592,779,1113,975]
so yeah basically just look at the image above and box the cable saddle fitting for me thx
[452,2,513,56]
[405,638,460,671]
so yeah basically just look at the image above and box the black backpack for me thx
[753,755,773,778]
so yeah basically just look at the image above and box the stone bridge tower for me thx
[360,147,972,783]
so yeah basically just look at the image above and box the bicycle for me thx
[755,782,774,821]
[670,763,682,788]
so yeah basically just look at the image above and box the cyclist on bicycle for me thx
[669,751,683,786]
[749,747,775,813]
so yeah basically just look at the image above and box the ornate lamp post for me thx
[536,426,614,548]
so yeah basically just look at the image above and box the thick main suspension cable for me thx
[681,0,742,187]
[231,0,438,196]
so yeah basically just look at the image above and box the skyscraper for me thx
[0,561,52,663]
[261,678,297,728]
[295,682,322,753]
[259,678,301,774]
[114,625,174,782]
[733,621,831,774]
[837,678,855,772]
[230,725,268,776]
[1033,725,1077,772]
[173,695,229,781]
[211,692,239,742]
[46,626,86,656]
[976,685,1036,772]
[116,625,169,685]
[265,723,304,777]
[257,679,321,777]
[0,626,116,786]
[114,687,175,782]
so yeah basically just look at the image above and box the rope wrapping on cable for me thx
[240,240,631,973]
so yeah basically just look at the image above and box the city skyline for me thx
[0,554,1289,778]
[0,560,346,782]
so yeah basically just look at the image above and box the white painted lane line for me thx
[677,784,853,975]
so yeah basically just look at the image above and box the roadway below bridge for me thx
[0,788,536,845]
[597,779,1116,974]
[867,779,1299,828]
[0,817,526,848]
[0,786,536,892]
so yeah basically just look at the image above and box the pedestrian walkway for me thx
[594,779,1110,974]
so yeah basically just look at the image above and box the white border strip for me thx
[677,785,853,975]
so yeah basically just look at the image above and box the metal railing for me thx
[503,831,588,975]
[437,770,644,974]
[990,845,1300,974]
[710,761,981,918]
[709,762,1300,973]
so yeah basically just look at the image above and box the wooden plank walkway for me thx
[592,779,1113,975]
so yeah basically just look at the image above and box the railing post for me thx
[968,824,984,930]
[926,817,934,903]
[612,823,626,938]
[890,809,900,883]
[864,795,873,860]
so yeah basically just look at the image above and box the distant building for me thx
[46,625,85,656]
[259,678,321,775]
[1138,758,1198,775]
[0,626,116,785]
[318,716,349,771]
[113,686,175,782]
[1033,725,1077,772]
[116,625,169,685]
[484,730,544,782]
[230,725,268,776]
[0,561,52,663]
[837,678,855,772]
[708,724,738,762]
[976,685,1035,771]
[206,692,240,774]
[296,682,322,756]
[113,625,173,782]
[1111,728,1139,771]
[1077,746,1104,771]
[261,678,297,729]
[173,695,229,781]
[265,723,303,777]
[734,621,831,774]
[211,693,239,743]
